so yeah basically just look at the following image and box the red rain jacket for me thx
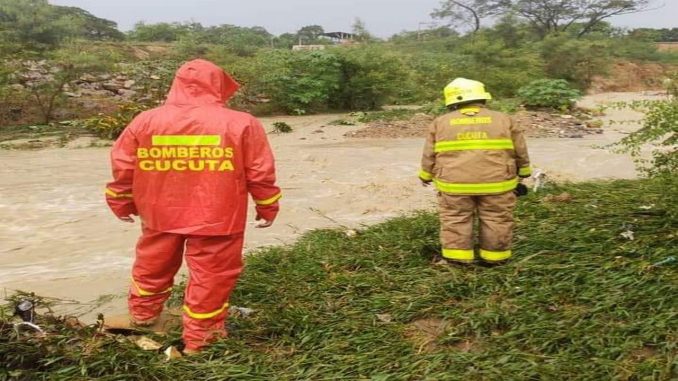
[105,59,281,235]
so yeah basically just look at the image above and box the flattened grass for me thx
[1,179,676,380]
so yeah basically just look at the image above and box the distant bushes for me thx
[518,79,582,110]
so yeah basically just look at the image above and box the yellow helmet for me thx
[444,78,492,106]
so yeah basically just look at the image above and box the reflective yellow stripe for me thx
[183,303,229,320]
[254,193,282,206]
[450,117,492,125]
[105,188,133,198]
[519,166,532,177]
[434,178,518,195]
[442,249,474,262]
[419,170,433,181]
[152,135,221,146]
[480,249,512,262]
[435,139,514,153]
[132,278,172,297]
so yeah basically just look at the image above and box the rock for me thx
[560,115,574,119]
[150,75,161,80]
[117,89,137,99]
[80,74,98,83]
[102,82,123,92]
[64,92,81,98]
[123,80,136,89]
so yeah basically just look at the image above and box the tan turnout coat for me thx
[420,104,531,195]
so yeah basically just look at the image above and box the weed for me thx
[272,122,293,133]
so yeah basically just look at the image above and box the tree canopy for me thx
[0,0,122,52]
[434,0,652,37]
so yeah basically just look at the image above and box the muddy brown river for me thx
[0,92,660,320]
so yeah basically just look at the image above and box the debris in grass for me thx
[229,306,255,318]
[620,229,635,241]
[542,192,574,203]
[532,169,547,192]
[134,336,163,351]
[165,346,183,361]
[649,256,677,268]
[376,313,393,323]
[405,318,450,354]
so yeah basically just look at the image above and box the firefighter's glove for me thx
[514,183,529,197]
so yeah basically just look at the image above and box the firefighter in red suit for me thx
[105,59,281,353]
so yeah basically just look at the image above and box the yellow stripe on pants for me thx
[183,303,230,320]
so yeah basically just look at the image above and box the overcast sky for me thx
[50,0,678,37]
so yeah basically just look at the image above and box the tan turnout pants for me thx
[437,191,516,263]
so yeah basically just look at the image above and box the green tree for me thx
[433,0,652,38]
[540,35,611,88]
[618,77,677,178]
[259,50,342,114]
[128,22,192,42]
[352,18,374,42]
[297,25,325,44]
[335,46,411,110]
[432,0,502,33]
[0,0,123,52]
[52,5,124,40]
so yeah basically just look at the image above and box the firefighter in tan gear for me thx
[420,78,531,264]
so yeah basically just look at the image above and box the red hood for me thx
[165,59,240,106]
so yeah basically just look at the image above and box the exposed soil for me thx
[590,60,676,93]
[404,318,450,353]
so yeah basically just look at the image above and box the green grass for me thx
[1,179,677,380]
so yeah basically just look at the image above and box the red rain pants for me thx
[129,226,244,350]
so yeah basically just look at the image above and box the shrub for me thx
[618,99,677,178]
[334,46,414,110]
[258,50,342,115]
[79,103,148,139]
[517,79,581,110]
